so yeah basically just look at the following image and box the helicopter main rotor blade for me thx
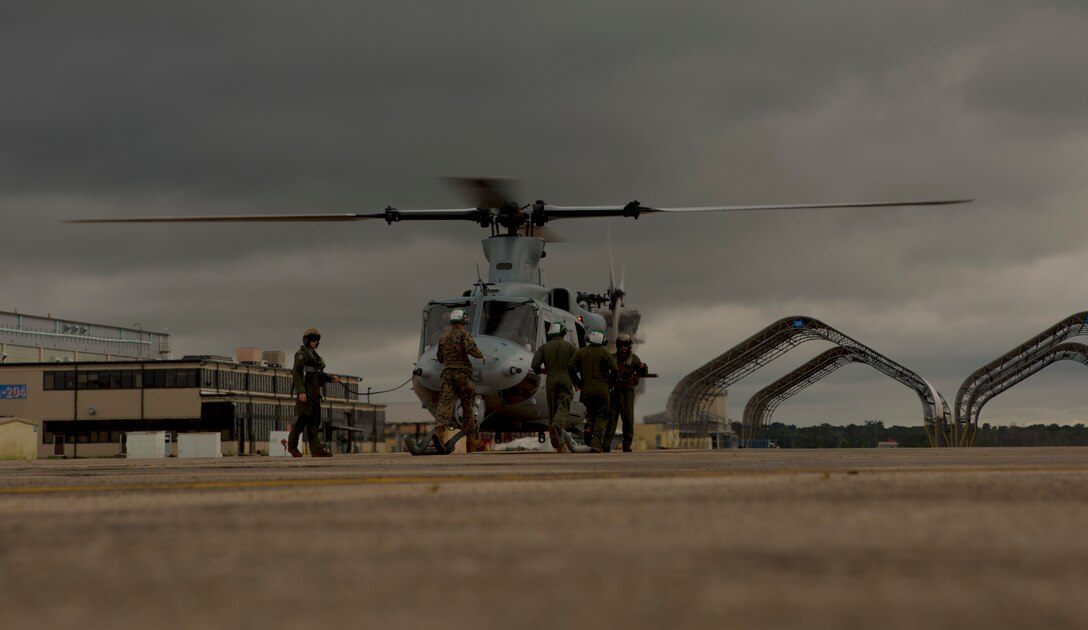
[539,198,973,220]
[64,197,972,226]
[64,213,373,224]
[64,208,484,224]
[651,199,974,213]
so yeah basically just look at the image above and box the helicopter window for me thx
[421,303,473,351]
[479,301,537,349]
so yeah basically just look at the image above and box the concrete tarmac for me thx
[1,447,1087,630]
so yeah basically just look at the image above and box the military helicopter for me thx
[67,177,970,454]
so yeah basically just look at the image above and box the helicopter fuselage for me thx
[410,235,607,433]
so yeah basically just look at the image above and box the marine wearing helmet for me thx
[449,309,469,325]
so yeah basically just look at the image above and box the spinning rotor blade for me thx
[607,228,617,295]
[606,228,627,345]
[608,229,618,344]
[443,176,522,209]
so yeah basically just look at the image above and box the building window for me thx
[144,368,198,389]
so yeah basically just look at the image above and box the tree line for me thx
[733,421,1088,448]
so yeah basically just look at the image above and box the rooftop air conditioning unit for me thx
[262,350,286,368]
[235,347,262,365]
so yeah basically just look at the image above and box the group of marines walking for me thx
[286,316,647,456]
[532,323,648,453]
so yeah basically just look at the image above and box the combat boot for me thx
[282,438,303,458]
[547,425,560,449]
[313,448,333,458]
[466,434,485,453]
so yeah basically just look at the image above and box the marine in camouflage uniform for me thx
[568,331,618,452]
[288,327,338,457]
[433,309,486,452]
[606,334,648,452]
[531,322,577,453]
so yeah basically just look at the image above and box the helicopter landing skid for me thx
[403,429,465,456]
[561,429,593,453]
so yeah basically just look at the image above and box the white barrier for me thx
[268,430,290,456]
[126,431,167,459]
[178,433,222,458]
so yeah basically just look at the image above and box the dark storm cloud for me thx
[4,1,1088,425]
[0,1,1008,201]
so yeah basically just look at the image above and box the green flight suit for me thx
[290,344,334,454]
[568,345,618,452]
[607,351,647,451]
[531,336,578,431]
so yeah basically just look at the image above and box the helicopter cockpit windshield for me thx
[479,300,538,350]
[421,302,469,352]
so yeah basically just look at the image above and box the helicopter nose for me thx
[474,336,534,389]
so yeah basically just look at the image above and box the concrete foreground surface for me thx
[2,448,1087,630]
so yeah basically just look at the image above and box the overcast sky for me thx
[4,1,1088,429]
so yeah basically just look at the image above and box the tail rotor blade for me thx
[607,227,617,293]
[611,299,623,347]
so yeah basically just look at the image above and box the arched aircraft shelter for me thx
[667,316,952,447]
[957,313,1088,446]
[742,346,953,447]
[955,312,1088,446]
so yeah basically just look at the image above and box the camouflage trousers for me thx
[546,381,574,429]
[435,369,478,434]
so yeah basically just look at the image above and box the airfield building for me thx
[0,357,383,458]
[1,309,170,363]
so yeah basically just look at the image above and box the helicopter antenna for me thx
[471,263,497,296]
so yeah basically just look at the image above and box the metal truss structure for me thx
[667,316,952,448]
[741,346,948,446]
[955,311,1088,446]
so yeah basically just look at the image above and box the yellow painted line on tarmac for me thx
[0,476,475,495]
[3,463,1088,495]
